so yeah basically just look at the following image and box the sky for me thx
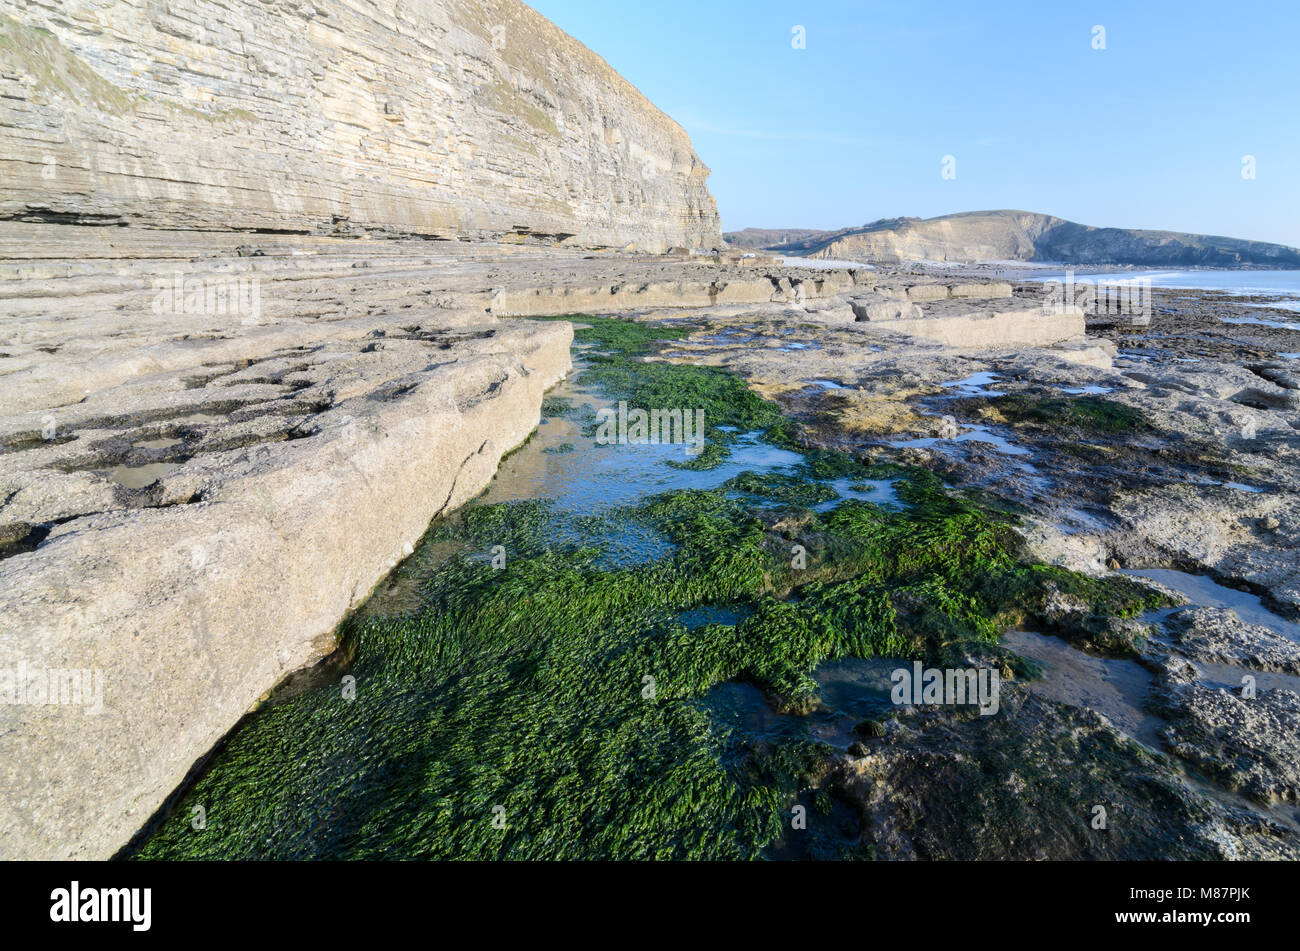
[528,0,1300,246]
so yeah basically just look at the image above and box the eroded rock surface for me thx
[0,0,719,250]
[833,687,1298,860]
[0,229,578,859]
[1153,658,1300,807]
[1163,607,1300,674]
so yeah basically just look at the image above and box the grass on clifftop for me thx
[132,313,1167,861]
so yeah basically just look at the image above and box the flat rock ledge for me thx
[0,227,576,859]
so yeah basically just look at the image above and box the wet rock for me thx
[1158,674,1300,806]
[1037,581,1153,653]
[833,687,1298,859]
[853,718,887,739]
[758,508,816,538]
[1113,486,1300,618]
[1163,606,1300,674]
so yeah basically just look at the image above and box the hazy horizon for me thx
[530,0,1300,248]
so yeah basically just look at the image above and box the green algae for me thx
[556,314,789,470]
[724,471,838,507]
[540,394,572,418]
[666,441,728,471]
[989,394,1149,434]
[133,313,1169,861]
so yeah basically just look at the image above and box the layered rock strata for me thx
[0,0,720,251]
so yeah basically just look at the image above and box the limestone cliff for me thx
[0,0,720,251]
[729,210,1300,267]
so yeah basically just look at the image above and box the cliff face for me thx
[807,212,1063,264]
[729,211,1300,268]
[0,0,720,251]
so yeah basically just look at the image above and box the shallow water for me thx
[1190,660,1300,695]
[359,539,466,616]
[889,425,1033,457]
[481,367,911,752]
[699,330,757,346]
[820,478,900,511]
[102,461,179,488]
[678,603,755,629]
[814,657,905,728]
[480,376,803,516]
[1187,475,1264,493]
[776,341,819,352]
[1222,315,1300,331]
[1061,384,1113,395]
[1002,630,1165,749]
[1122,568,1300,643]
[481,369,905,542]
[942,370,1006,397]
[696,656,904,752]
[135,437,183,450]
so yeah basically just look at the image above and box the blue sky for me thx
[528,0,1300,246]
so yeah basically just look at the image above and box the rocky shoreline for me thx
[0,222,1082,858]
[5,221,1300,858]
[4,234,1287,859]
[640,278,1300,857]
[3,0,1297,864]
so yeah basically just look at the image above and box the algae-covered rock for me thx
[834,687,1298,860]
